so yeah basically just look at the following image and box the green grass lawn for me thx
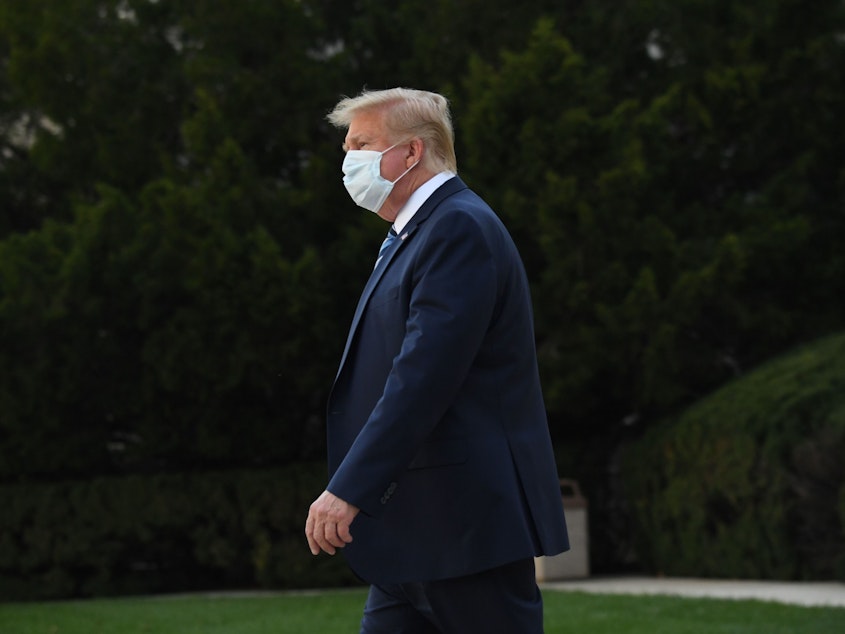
[1,588,842,633]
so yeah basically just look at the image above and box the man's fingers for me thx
[304,511,320,555]
[308,520,337,556]
[337,520,354,544]
[320,534,338,555]
[323,522,347,550]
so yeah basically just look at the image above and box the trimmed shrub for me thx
[0,464,357,600]
[622,332,845,580]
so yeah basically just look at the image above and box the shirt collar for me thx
[392,171,456,235]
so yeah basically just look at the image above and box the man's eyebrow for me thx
[341,134,358,152]
[343,133,375,152]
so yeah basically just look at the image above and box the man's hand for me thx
[305,490,360,556]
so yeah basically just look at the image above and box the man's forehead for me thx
[342,109,390,150]
[349,109,385,134]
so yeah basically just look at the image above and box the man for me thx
[305,87,569,633]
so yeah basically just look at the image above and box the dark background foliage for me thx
[1,0,843,597]
[623,333,845,581]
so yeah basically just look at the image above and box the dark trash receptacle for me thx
[535,478,589,581]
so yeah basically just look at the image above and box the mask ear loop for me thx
[379,141,401,156]
[381,140,421,184]
[390,158,420,184]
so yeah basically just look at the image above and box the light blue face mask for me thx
[342,142,419,213]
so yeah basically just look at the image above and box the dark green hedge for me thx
[0,464,358,601]
[622,333,845,580]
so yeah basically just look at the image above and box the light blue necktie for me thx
[375,227,398,268]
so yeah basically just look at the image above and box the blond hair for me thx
[327,87,458,174]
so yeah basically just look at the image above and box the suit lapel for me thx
[332,177,468,382]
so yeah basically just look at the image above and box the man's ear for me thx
[407,138,425,167]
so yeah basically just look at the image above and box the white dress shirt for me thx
[392,171,456,235]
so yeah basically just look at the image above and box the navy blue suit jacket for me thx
[327,176,569,584]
